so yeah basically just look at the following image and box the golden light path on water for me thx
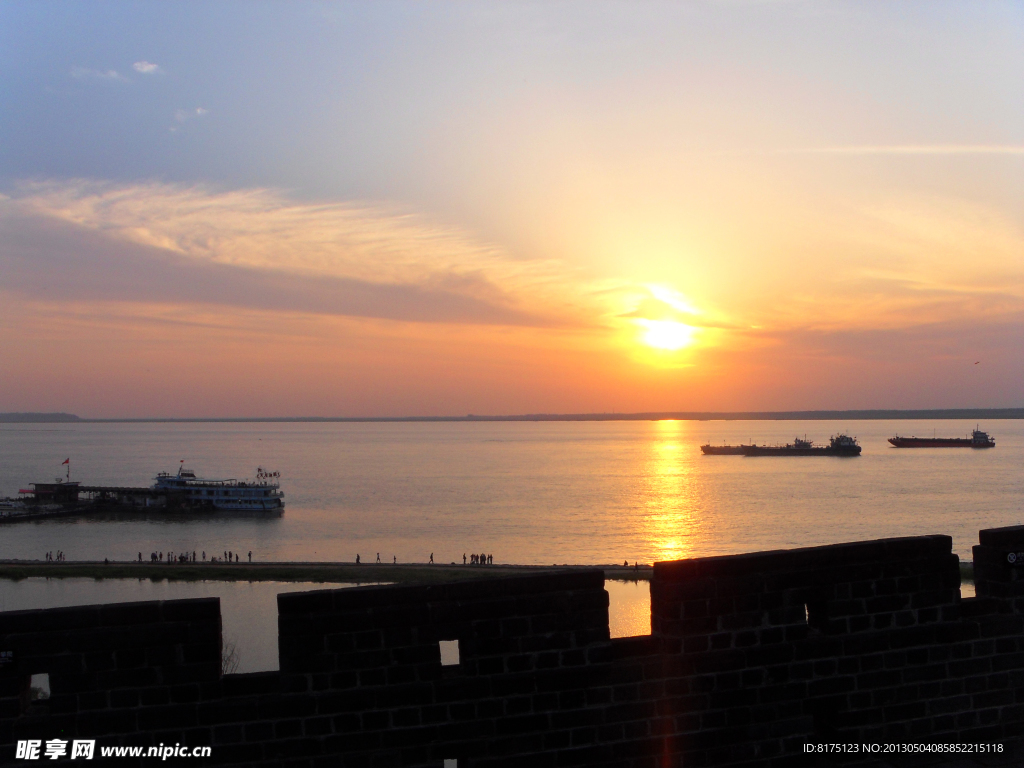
[642,419,701,563]
[605,580,652,639]
[606,418,702,640]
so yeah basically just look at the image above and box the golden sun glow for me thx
[646,285,699,315]
[638,319,695,351]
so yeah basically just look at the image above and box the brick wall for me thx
[651,534,1022,763]
[3,529,1024,766]
[0,598,221,764]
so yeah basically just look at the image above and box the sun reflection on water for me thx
[642,420,702,564]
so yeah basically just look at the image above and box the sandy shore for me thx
[0,559,974,584]
[0,560,654,584]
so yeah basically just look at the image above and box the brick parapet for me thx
[1,534,1023,766]
[0,598,221,765]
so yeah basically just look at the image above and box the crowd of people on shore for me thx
[356,554,400,564]
[41,551,500,566]
[139,550,253,564]
[351,553,496,565]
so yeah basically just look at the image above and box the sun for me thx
[638,319,694,351]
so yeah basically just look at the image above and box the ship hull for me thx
[208,499,285,511]
[888,437,993,448]
[743,446,861,457]
[700,445,749,455]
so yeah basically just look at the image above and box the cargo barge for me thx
[700,443,755,455]
[742,434,861,457]
[888,427,995,449]
[700,435,861,456]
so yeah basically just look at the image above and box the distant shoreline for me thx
[2,408,1023,423]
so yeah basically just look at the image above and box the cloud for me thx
[6,179,1020,356]
[617,295,739,330]
[774,314,1024,363]
[132,61,162,74]
[0,213,548,327]
[70,66,127,82]
[1,181,584,328]
[777,145,1024,156]
[174,107,208,123]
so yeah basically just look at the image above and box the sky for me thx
[0,1,1022,417]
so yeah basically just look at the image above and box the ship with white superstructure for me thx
[153,465,285,511]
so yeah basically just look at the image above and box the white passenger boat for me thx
[153,466,285,511]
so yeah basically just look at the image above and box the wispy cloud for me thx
[777,145,1024,156]
[5,180,1020,351]
[132,61,163,74]
[70,66,128,82]
[2,181,584,328]
[174,107,208,122]
[170,107,209,131]
[616,294,738,330]
[0,214,546,327]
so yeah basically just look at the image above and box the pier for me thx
[0,482,187,523]
[28,482,178,504]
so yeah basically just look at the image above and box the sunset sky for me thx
[1,1,1022,417]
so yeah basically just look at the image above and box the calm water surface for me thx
[0,420,1019,564]
[1,420,1010,671]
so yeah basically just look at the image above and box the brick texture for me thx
[3,530,1024,766]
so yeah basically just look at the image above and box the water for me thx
[3,419,1011,671]
[0,420,1019,564]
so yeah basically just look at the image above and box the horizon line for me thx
[2,408,1023,424]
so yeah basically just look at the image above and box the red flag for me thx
[62,458,69,465]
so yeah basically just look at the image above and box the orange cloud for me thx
[1,180,1021,416]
